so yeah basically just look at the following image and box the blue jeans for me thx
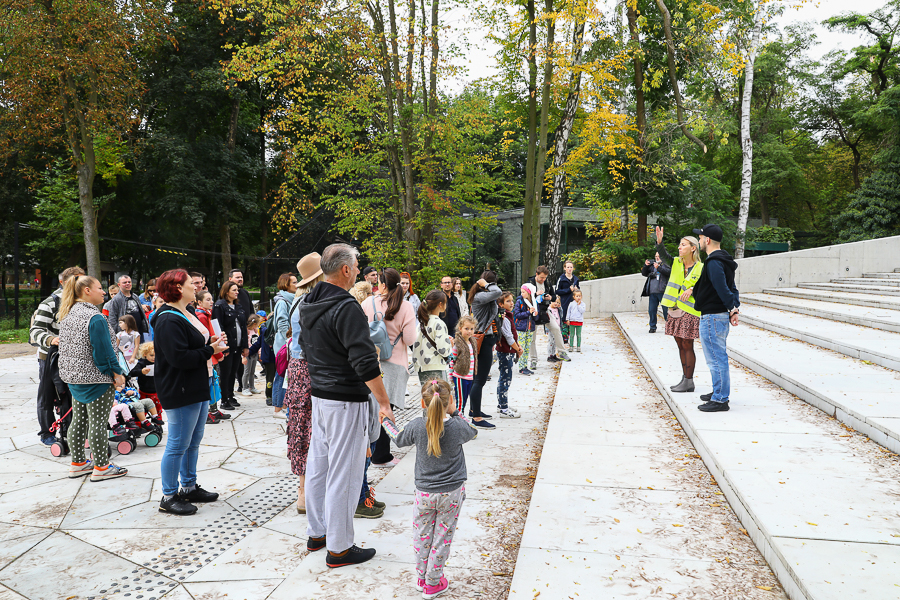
[700,313,731,403]
[359,441,377,504]
[496,351,515,410]
[648,293,668,330]
[272,372,286,408]
[161,401,207,496]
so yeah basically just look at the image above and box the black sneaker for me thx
[179,485,219,503]
[547,356,559,363]
[649,328,656,333]
[700,393,712,402]
[266,398,273,406]
[698,401,729,412]
[469,411,492,420]
[213,410,231,420]
[206,413,219,425]
[326,545,377,568]
[231,399,241,407]
[159,496,198,515]
[307,536,326,552]
[473,419,496,429]
[220,400,236,410]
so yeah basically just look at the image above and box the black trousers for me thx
[468,334,497,418]
[371,425,394,464]
[219,352,240,403]
[36,358,56,439]
[236,361,244,391]
[262,362,276,399]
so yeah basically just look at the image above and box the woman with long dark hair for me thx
[466,271,503,429]
[362,267,417,466]
[212,280,248,410]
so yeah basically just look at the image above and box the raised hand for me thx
[655,226,664,244]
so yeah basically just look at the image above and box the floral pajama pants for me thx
[516,331,535,371]
[414,485,465,586]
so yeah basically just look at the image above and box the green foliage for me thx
[747,226,796,245]
[835,165,900,242]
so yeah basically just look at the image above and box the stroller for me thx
[37,347,73,457]
[106,350,164,455]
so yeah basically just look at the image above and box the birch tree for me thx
[735,6,763,258]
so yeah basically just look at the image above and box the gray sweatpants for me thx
[241,354,260,391]
[414,485,466,586]
[306,397,369,553]
[545,320,569,359]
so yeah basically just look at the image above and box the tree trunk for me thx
[521,0,539,280]
[760,197,769,226]
[655,0,707,154]
[627,4,646,243]
[736,12,762,259]
[76,162,101,278]
[529,0,555,271]
[220,219,232,276]
[546,20,585,271]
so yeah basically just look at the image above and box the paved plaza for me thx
[2,267,899,600]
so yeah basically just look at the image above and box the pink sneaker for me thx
[415,578,425,591]
[422,576,449,599]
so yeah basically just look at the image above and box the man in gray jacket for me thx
[297,243,393,568]
[106,275,150,338]
[641,252,671,333]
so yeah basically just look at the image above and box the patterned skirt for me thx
[285,357,313,476]
[665,312,700,340]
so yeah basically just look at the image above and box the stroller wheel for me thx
[117,439,134,455]
[50,441,64,457]
[144,432,161,447]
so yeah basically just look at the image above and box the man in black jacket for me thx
[439,275,461,336]
[228,269,254,392]
[691,224,740,412]
[297,243,393,568]
[641,252,670,333]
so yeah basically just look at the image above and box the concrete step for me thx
[615,311,900,600]
[799,282,900,297]
[862,272,900,279]
[742,292,900,333]
[740,304,900,371]
[765,286,900,310]
[834,278,900,287]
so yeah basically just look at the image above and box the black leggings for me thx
[674,337,696,379]
[468,335,497,418]
[219,352,240,402]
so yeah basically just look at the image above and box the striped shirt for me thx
[29,290,62,360]
[449,341,475,381]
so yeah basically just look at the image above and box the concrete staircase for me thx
[615,266,900,600]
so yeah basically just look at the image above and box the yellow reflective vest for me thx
[661,258,703,317]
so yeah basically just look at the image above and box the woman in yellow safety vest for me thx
[655,226,703,393]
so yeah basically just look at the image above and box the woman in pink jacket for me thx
[362,267,417,466]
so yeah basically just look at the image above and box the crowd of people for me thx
[27,244,593,598]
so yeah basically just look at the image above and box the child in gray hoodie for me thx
[381,378,477,598]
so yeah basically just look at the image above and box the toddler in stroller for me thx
[109,382,164,454]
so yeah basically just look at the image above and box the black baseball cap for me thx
[693,224,723,242]
[361,266,376,276]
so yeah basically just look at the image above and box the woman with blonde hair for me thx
[57,275,130,481]
[655,226,704,393]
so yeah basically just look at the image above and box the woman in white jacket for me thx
[412,290,454,390]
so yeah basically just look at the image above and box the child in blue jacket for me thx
[514,284,539,375]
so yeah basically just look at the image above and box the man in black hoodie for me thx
[296,243,393,568]
[690,224,740,412]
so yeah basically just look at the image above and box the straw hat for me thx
[297,252,323,287]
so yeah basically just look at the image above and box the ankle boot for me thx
[671,378,695,393]
[669,377,685,391]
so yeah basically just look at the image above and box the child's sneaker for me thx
[151,415,165,425]
[422,576,449,598]
[498,408,520,419]
[124,419,141,431]
[69,460,93,478]
[91,463,128,482]
[519,368,534,376]
[415,578,426,592]
[557,354,571,362]
[213,410,231,420]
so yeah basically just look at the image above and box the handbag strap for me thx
[370,296,384,322]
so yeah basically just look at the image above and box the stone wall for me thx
[579,234,900,317]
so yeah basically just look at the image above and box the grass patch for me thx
[0,317,30,344]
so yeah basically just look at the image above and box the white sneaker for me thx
[242,389,252,397]
[498,408,520,419]
[273,410,287,420]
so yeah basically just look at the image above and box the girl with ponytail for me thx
[362,267,417,466]
[380,378,477,597]
[412,290,453,393]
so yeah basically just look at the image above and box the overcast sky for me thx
[446,0,889,92]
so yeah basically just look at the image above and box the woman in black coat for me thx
[154,269,229,515]
[212,281,249,410]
